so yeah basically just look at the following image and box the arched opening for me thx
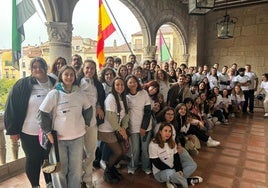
[155,24,188,67]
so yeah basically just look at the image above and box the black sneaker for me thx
[187,176,203,185]
[103,168,120,184]
[93,159,100,169]
[81,182,87,188]
[111,166,123,180]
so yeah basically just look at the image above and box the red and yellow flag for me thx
[97,0,116,68]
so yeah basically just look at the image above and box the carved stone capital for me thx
[143,45,157,60]
[46,22,73,44]
[182,54,189,62]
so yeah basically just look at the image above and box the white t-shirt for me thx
[102,82,112,97]
[207,75,219,90]
[231,94,245,104]
[192,73,205,85]
[218,73,231,91]
[222,96,231,105]
[127,90,152,133]
[22,80,53,135]
[260,81,268,99]
[149,142,177,175]
[234,75,250,91]
[39,88,92,140]
[98,94,126,132]
[245,71,258,90]
[80,77,97,126]
[158,81,170,102]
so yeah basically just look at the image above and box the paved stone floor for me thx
[1,108,268,188]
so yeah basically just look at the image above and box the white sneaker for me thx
[166,182,176,188]
[215,121,221,125]
[207,137,220,147]
[187,176,203,186]
[264,113,268,117]
[100,160,106,170]
[144,169,152,175]
[114,163,121,169]
[231,113,235,118]
[212,117,218,123]
[128,169,135,175]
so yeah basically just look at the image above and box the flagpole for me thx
[36,0,47,18]
[159,30,173,60]
[103,0,133,54]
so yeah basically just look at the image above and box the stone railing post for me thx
[0,112,6,165]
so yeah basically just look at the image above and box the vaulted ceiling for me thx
[180,0,268,10]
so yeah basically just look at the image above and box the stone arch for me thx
[159,23,188,64]
[42,0,78,22]
[118,0,189,62]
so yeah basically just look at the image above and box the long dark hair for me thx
[156,106,174,123]
[152,122,175,149]
[50,57,67,75]
[125,75,142,94]
[174,103,187,128]
[142,80,160,101]
[111,77,128,114]
[99,67,116,83]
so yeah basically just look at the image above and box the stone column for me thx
[46,22,73,65]
[180,54,190,64]
[0,113,6,165]
[143,45,157,61]
[188,16,204,67]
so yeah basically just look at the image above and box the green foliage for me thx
[0,78,17,111]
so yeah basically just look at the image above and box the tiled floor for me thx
[1,109,268,188]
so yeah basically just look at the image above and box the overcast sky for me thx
[0,0,141,49]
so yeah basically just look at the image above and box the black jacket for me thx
[4,76,56,135]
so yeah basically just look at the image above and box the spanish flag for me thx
[97,0,115,68]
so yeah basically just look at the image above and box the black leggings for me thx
[20,132,51,186]
[106,142,124,168]
[186,125,209,142]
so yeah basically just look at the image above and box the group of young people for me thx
[4,54,268,188]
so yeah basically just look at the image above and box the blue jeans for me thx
[128,131,152,172]
[51,136,84,188]
[180,148,197,178]
[154,169,188,188]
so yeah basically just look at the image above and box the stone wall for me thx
[204,4,268,76]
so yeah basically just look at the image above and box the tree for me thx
[0,79,17,111]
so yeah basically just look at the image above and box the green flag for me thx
[12,0,36,70]
[158,30,172,63]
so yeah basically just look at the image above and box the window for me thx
[5,60,12,66]
[23,71,26,78]
[22,61,26,68]
[134,39,142,50]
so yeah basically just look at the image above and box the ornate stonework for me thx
[143,45,157,60]
[46,22,73,45]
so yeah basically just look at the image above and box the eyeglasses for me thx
[73,58,79,61]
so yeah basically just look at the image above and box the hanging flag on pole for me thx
[12,0,36,70]
[158,30,172,63]
[97,0,116,69]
